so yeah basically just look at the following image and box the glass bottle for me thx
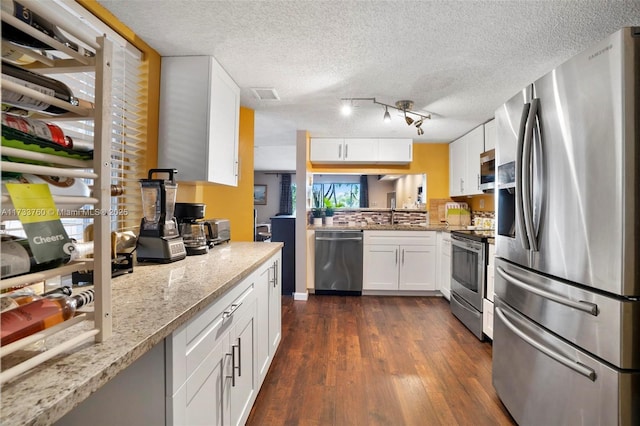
[1,61,79,115]
[0,0,94,57]
[5,285,72,306]
[0,288,94,346]
[1,235,71,279]
[2,112,73,148]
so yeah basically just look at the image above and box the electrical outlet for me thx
[479,199,485,209]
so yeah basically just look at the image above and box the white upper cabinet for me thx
[309,138,345,162]
[449,136,467,197]
[484,119,496,151]
[449,125,484,196]
[343,138,380,162]
[158,56,240,186]
[309,138,411,164]
[378,138,413,163]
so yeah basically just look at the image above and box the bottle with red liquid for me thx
[0,288,94,346]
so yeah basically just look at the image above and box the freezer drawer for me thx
[493,298,640,426]
[494,258,640,370]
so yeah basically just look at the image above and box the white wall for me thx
[395,174,426,208]
[367,176,395,208]
[254,172,296,224]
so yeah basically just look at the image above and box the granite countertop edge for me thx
[306,224,467,232]
[0,241,284,426]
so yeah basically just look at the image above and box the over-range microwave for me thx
[479,149,495,192]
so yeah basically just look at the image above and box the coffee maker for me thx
[136,169,186,263]
[174,202,214,256]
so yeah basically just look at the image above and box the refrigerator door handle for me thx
[495,305,597,381]
[496,266,598,316]
[515,102,531,250]
[522,98,540,252]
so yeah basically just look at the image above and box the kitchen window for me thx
[312,183,360,208]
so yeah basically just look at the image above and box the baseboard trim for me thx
[293,291,309,301]
[361,290,443,297]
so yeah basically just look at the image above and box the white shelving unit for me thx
[0,9,113,384]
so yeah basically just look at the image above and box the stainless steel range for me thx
[449,229,492,340]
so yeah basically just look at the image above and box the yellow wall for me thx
[307,142,450,211]
[458,194,495,212]
[176,108,255,241]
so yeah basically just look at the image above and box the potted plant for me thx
[311,189,324,225]
[323,197,335,225]
[311,207,323,225]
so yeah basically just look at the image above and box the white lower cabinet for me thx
[268,255,282,358]
[363,231,437,292]
[482,299,494,339]
[230,299,257,425]
[483,243,496,339]
[437,232,452,300]
[257,252,282,386]
[166,252,281,426]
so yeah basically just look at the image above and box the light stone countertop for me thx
[0,242,283,426]
[307,223,467,232]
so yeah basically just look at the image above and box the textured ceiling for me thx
[97,0,640,170]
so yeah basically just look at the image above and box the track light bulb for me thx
[383,107,391,123]
[417,127,424,135]
[404,113,414,126]
[415,118,424,128]
[341,102,352,116]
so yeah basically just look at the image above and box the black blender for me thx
[174,202,214,256]
[136,169,186,263]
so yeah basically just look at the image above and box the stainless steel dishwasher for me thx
[314,230,363,295]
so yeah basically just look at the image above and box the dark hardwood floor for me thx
[247,295,516,426]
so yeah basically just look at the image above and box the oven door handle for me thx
[496,266,598,316]
[495,305,596,381]
[451,235,483,253]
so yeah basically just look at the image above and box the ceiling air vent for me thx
[251,88,280,101]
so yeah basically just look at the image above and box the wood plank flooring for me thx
[247,295,516,426]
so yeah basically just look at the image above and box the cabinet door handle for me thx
[402,249,405,265]
[338,145,342,159]
[273,260,279,288]
[477,173,480,190]
[395,249,398,265]
[226,345,238,387]
[223,302,242,319]
[345,144,349,159]
[237,337,242,378]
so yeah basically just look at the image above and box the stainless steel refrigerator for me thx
[493,27,640,425]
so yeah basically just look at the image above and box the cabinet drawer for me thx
[364,230,436,246]
[166,275,255,395]
[186,285,253,380]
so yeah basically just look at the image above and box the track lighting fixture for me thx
[339,97,431,135]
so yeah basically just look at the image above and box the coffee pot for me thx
[175,202,213,256]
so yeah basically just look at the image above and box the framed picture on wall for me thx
[254,184,267,205]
